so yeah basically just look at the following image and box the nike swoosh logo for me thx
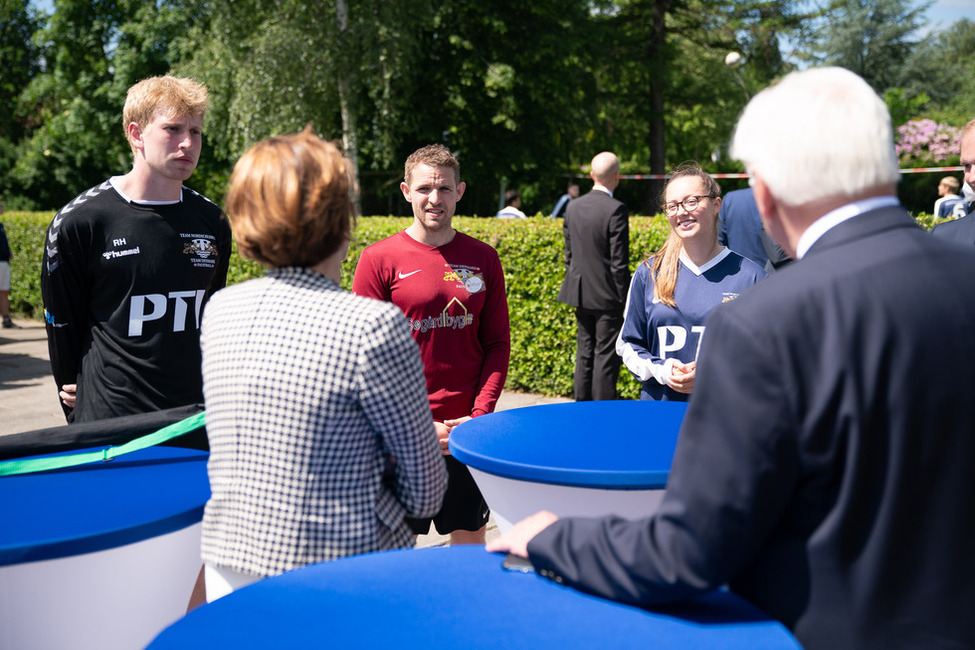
[398,270,422,279]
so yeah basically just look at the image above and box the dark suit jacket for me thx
[529,205,975,649]
[717,188,791,272]
[930,210,975,244]
[717,188,767,266]
[556,188,630,311]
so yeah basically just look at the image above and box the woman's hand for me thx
[666,361,696,394]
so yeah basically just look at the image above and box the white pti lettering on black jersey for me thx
[41,180,231,422]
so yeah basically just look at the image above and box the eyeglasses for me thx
[662,195,714,217]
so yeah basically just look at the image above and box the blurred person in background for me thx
[557,152,629,401]
[0,196,20,329]
[551,181,580,218]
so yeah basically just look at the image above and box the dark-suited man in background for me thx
[930,119,975,243]
[718,187,792,273]
[491,67,975,649]
[557,151,629,401]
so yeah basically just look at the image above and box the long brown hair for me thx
[649,164,721,308]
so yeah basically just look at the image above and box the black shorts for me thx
[408,455,490,535]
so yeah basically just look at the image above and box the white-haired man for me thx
[490,68,975,649]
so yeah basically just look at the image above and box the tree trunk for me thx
[647,0,669,204]
[336,0,362,216]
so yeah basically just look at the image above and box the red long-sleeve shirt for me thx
[352,230,510,420]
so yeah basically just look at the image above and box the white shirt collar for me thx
[109,176,182,205]
[795,195,900,259]
[592,184,614,198]
[679,247,730,276]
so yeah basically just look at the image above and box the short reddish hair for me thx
[225,127,354,268]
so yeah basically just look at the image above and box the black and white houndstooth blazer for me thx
[200,266,447,577]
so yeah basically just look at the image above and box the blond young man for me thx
[41,76,231,428]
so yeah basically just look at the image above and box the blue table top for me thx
[149,546,799,649]
[449,401,687,489]
[0,446,210,566]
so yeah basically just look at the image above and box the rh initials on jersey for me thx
[128,290,206,336]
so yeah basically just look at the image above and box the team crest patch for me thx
[180,232,219,269]
[443,265,486,293]
[184,238,218,258]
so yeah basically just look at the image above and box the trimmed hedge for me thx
[3,212,51,321]
[2,211,944,399]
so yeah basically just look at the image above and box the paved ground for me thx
[0,317,573,546]
[0,320,65,435]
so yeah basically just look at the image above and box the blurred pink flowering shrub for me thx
[895,119,961,164]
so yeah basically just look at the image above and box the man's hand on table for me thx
[486,510,560,558]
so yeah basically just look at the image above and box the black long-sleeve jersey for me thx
[41,179,231,423]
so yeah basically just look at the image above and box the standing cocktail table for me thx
[0,445,210,650]
[148,546,800,649]
[449,400,687,530]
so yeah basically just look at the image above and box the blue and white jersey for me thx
[616,248,766,400]
[938,196,969,220]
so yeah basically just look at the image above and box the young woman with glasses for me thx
[616,163,766,400]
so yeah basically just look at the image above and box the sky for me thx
[923,0,973,31]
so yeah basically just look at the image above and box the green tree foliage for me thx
[800,0,927,92]
[10,0,192,208]
[0,0,42,141]
[1,0,971,214]
[0,0,42,206]
[897,18,975,126]
[173,0,436,210]
[594,0,804,186]
[409,0,597,215]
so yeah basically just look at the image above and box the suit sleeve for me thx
[527,305,800,606]
[609,202,630,304]
[358,305,448,517]
[718,206,730,247]
[552,195,569,219]
[41,213,90,419]
[471,251,511,417]
[562,213,572,270]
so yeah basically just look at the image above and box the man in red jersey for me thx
[353,144,510,545]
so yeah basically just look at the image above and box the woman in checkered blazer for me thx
[199,127,448,602]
